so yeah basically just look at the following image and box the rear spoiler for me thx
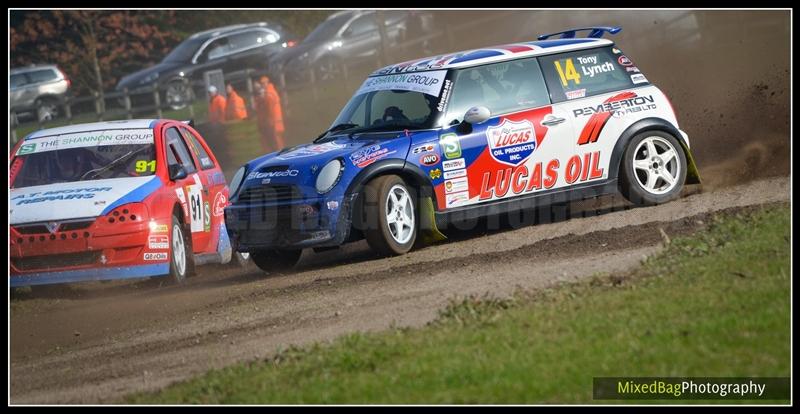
[538,26,622,40]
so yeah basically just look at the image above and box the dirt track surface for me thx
[9,176,789,404]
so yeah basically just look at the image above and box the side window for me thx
[444,58,550,125]
[29,69,58,84]
[539,46,645,103]
[181,128,216,170]
[229,30,279,53]
[343,15,377,38]
[11,74,27,89]
[165,127,198,174]
[202,36,232,61]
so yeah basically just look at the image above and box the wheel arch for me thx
[609,117,701,184]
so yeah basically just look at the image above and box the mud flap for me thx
[419,196,447,244]
[217,222,233,264]
[681,142,702,185]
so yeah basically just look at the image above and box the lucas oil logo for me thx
[486,119,537,166]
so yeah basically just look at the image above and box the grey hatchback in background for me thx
[10,65,71,122]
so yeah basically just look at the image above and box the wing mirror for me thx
[169,164,188,181]
[464,106,491,124]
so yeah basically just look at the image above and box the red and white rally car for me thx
[10,119,232,286]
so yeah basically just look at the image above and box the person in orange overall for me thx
[225,83,247,121]
[207,85,227,124]
[256,76,285,152]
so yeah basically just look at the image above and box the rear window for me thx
[28,69,59,84]
[539,46,648,103]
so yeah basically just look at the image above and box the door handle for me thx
[541,116,566,126]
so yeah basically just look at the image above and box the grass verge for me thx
[128,204,790,404]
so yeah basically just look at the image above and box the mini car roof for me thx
[370,38,613,76]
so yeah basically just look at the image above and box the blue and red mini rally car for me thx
[10,119,232,286]
[225,26,701,272]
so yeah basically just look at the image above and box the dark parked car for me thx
[272,10,434,84]
[115,22,296,110]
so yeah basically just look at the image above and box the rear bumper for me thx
[10,263,170,287]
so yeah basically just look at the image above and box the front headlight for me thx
[315,159,343,194]
[229,166,246,197]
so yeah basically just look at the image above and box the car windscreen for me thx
[327,70,448,135]
[162,37,207,63]
[10,129,157,189]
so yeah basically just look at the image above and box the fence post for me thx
[188,86,195,119]
[36,101,43,130]
[10,112,18,144]
[153,86,162,119]
[309,67,319,102]
[64,98,73,125]
[94,91,103,122]
[124,88,132,119]
[246,70,254,108]
[278,71,289,110]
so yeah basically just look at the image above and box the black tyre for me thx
[362,175,417,256]
[250,249,302,273]
[619,131,687,206]
[169,214,195,284]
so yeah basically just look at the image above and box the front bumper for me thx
[225,193,357,251]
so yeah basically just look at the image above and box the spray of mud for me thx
[261,10,788,190]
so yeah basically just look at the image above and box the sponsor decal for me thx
[246,169,299,180]
[212,192,227,217]
[350,144,395,168]
[625,66,641,73]
[185,183,204,233]
[277,142,345,160]
[356,70,448,97]
[486,119,537,166]
[618,55,633,66]
[11,187,113,205]
[443,168,467,180]
[412,144,435,154]
[175,188,186,204]
[144,252,168,261]
[94,200,106,206]
[477,151,604,201]
[565,88,587,100]
[148,235,169,250]
[326,200,339,210]
[444,176,469,194]
[612,47,622,54]
[420,153,440,166]
[151,224,168,233]
[575,92,656,145]
[203,201,211,232]
[429,168,442,180]
[630,74,649,84]
[310,230,331,241]
[442,158,466,171]
[16,129,154,155]
[439,133,461,159]
[437,79,452,112]
[445,191,469,207]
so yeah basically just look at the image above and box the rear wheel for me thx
[363,175,417,256]
[35,97,59,122]
[619,131,687,206]
[169,214,195,284]
[250,249,302,273]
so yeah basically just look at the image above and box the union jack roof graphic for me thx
[371,38,612,76]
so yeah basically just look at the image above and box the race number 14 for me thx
[554,59,581,86]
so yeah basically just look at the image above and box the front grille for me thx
[14,219,94,234]
[237,185,300,204]
[12,251,101,271]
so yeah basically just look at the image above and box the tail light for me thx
[58,66,71,88]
